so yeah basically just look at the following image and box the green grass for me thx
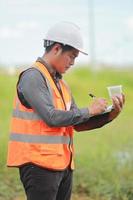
[0,66,133,200]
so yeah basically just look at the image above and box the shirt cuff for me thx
[80,107,90,119]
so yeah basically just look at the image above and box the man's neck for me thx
[41,55,56,76]
[37,56,62,80]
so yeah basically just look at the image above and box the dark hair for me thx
[45,42,75,53]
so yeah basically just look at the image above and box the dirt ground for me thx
[13,194,91,200]
[72,194,92,200]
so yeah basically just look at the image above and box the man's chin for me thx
[58,67,69,74]
[60,68,67,74]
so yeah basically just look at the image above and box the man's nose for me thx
[70,60,75,66]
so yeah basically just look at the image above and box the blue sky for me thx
[0,0,133,66]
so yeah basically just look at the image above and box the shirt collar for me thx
[36,57,62,80]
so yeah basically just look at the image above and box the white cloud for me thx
[126,16,133,31]
[17,21,40,30]
[0,21,40,39]
[0,26,22,39]
[6,0,33,6]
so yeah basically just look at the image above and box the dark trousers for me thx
[19,164,73,200]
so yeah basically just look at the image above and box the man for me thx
[7,22,125,200]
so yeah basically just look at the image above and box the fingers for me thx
[116,95,123,108]
[98,98,108,111]
[112,94,125,109]
[112,99,121,112]
[89,97,108,116]
[122,93,125,105]
[97,98,108,105]
[112,96,122,112]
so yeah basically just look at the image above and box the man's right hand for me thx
[89,98,108,117]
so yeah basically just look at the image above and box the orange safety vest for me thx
[7,61,74,170]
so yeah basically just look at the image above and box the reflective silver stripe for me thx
[10,133,72,144]
[12,109,41,120]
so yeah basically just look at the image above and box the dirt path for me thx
[13,194,91,200]
[72,194,92,200]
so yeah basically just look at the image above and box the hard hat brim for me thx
[44,38,88,55]
[78,49,88,56]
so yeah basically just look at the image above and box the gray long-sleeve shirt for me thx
[17,57,90,127]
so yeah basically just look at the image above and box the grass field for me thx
[0,66,133,200]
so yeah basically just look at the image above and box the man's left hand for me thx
[108,94,125,121]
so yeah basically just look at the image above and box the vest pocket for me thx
[30,144,64,156]
[40,144,64,156]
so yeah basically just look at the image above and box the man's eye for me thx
[70,56,75,59]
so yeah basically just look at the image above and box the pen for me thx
[89,93,96,98]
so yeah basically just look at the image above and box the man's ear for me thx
[53,43,62,56]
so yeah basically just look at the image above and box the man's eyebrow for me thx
[73,53,78,57]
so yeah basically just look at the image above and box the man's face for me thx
[54,48,79,74]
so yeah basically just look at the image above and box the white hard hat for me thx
[44,21,88,55]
